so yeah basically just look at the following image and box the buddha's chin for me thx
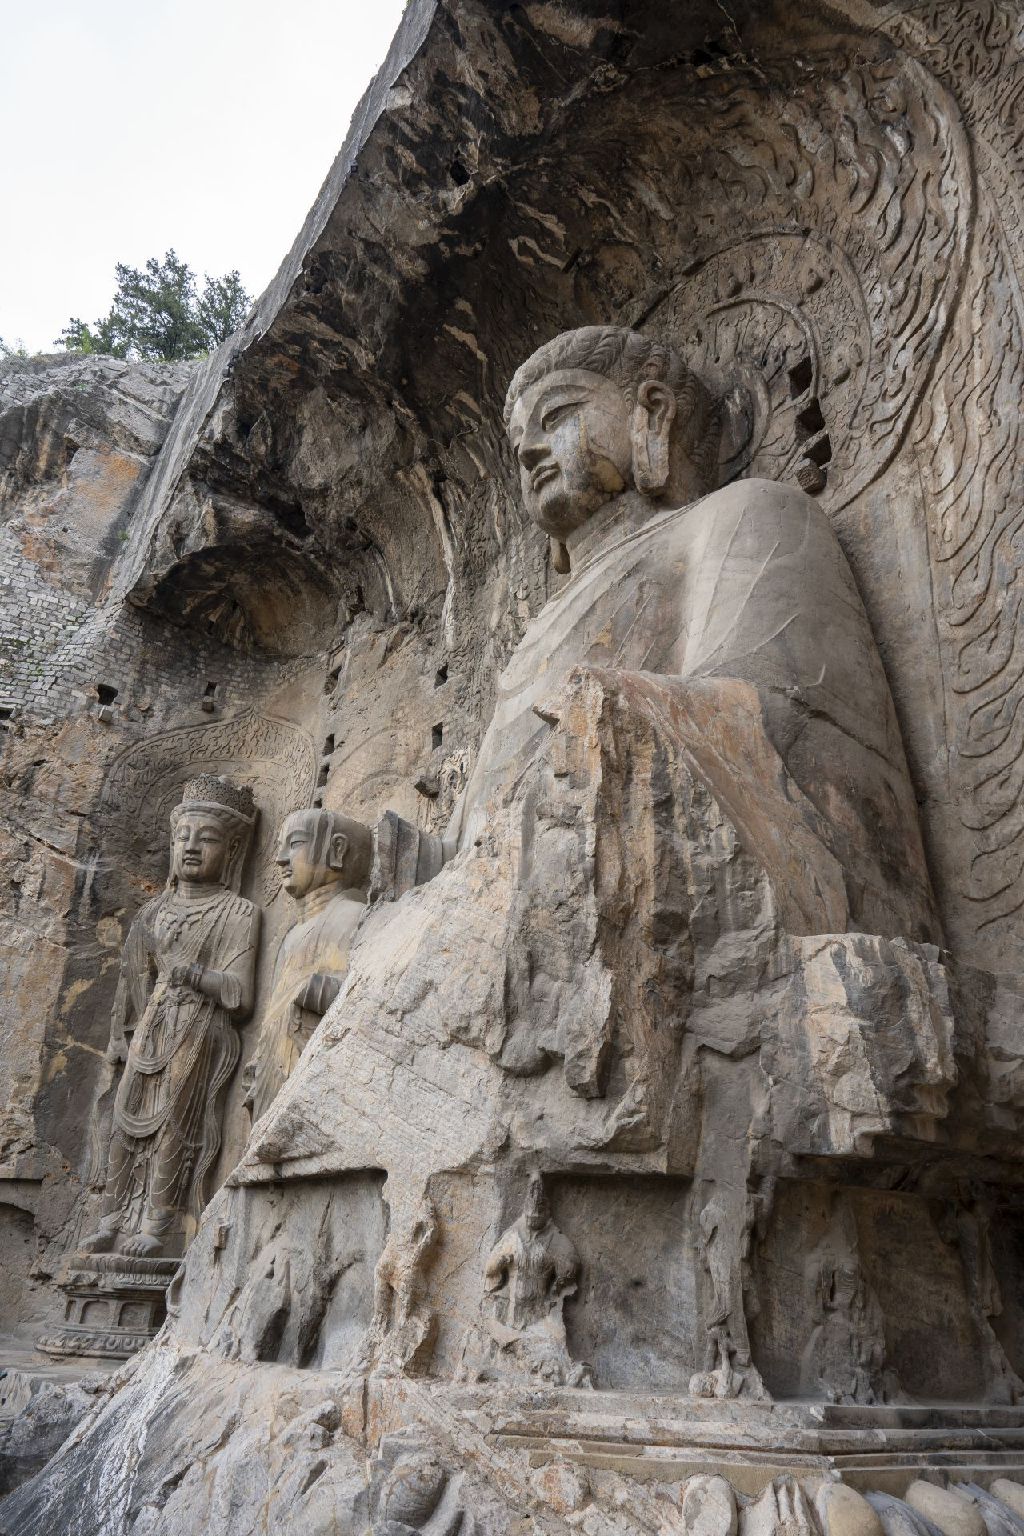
[532,497,597,543]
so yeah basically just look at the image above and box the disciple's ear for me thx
[631,379,677,496]
[328,831,349,871]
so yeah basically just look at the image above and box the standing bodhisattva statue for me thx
[82,775,260,1259]
[244,807,371,1122]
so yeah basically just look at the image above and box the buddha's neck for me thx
[564,490,667,577]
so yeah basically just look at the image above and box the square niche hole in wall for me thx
[749,1180,989,1404]
[203,1173,387,1373]
[549,1174,694,1390]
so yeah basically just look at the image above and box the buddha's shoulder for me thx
[680,478,836,545]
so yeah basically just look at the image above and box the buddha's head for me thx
[169,775,257,892]
[504,326,720,567]
[275,807,372,901]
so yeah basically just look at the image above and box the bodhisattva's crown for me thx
[178,774,257,824]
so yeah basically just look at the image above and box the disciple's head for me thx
[275,807,372,900]
[169,775,257,891]
[504,326,721,550]
[523,1170,551,1234]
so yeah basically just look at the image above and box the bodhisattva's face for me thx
[508,369,633,540]
[171,813,231,885]
[276,816,341,900]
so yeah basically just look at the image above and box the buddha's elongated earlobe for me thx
[632,380,676,495]
[550,538,570,574]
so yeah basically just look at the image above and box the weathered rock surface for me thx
[8,0,1024,1533]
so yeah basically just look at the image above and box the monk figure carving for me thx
[82,776,260,1259]
[244,808,371,1122]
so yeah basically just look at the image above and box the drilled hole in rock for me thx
[449,156,470,186]
[96,684,118,705]
[0,706,13,725]
[432,723,443,750]
[316,764,330,789]
[805,432,833,467]
[322,734,335,755]
[434,664,448,688]
[796,398,826,439]
[788,356,813,397]
[204,682,217,698]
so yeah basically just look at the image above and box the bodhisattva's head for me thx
[504,326,720,568]
[169,775,257,891]
[171,811,235,885]
[276,807,372,901]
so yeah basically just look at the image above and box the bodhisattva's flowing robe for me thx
[100,884,259,1241]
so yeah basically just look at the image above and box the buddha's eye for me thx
[541,402,578,431]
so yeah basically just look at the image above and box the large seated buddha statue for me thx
[447,324,938,946]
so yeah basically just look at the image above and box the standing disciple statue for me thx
[82,775,260,1259]
[244,807,371,1122]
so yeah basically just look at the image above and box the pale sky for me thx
[0,0,409,354]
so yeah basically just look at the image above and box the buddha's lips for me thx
[531,465,558,492]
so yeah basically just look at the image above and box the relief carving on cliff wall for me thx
[627,47,971,514]
[458,1172,590,1388]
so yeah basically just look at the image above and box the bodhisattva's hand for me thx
[170,962,205,992]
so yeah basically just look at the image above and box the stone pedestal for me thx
[457,1387,1024,1495]
[37,1252,178,1361]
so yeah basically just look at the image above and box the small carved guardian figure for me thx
[689,1196,767,1401]
[244,807,371,1122]
[458,1171,591,1387]
[369,1194,440,1376]
[802,1259,885,1405]
[82,775,260,1259]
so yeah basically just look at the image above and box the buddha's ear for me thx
[328,831,348,871]
[631,379,676,495]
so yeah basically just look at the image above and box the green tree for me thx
[196,269,249,349]
[55,250,251,362]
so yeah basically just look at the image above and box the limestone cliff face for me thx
[8,1,1024,1533]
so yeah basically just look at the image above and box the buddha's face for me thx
[508,369,633,540]
[276,814,343,899]
[171,812,232,885]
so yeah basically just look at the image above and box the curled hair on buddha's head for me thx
[503,325,722,494]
